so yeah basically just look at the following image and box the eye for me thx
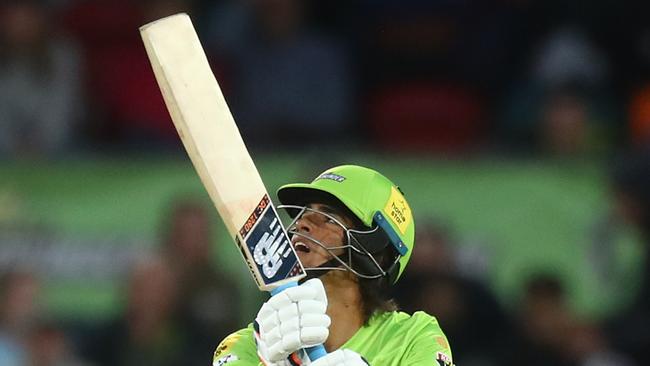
[325,215,342,226]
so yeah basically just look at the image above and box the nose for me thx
[295,215,312,234]
[294,210,319,234]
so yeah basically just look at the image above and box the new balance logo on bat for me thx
[253,217,292,278]
[241,195,303,284]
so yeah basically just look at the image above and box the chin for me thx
[296,252,310,265]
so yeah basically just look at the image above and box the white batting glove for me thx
[309,349,370,366]
[255,278,331,363]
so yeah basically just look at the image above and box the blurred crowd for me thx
[3,154,650,366]
[3,0,650,365]
[1,198,242,366]
[3,0,650,157]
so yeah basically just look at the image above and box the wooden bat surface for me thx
[140,13,305,291]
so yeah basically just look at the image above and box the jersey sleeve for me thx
[213,326,262,366]
[403,312,454,366]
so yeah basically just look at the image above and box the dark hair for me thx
[357,247,400,324]
[325,201,402,324]
[299,194,402,323]
[0,1,53,76]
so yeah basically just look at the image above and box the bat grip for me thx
[270,282,328,360]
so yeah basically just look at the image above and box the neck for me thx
[321,271,364,352]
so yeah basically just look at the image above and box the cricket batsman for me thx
[212,165,453,366]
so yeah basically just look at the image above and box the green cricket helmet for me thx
[277,165,415,283]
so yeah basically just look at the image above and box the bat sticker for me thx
[241,195,304,284]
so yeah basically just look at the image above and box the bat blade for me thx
[139,13,305,292]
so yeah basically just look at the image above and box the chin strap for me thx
[299,253,392,284]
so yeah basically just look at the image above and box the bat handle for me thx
[304,344,328,360]
[271,282,328,360]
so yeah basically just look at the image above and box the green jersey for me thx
[212,311,453,366]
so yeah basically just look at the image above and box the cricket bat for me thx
[140,13,326,360]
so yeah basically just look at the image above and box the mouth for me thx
[292,238,312,253]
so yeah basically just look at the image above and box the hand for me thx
[310,349,370,366]
[255,279,330,363]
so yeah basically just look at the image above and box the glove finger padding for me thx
[255,279,330,363]
[300,326,329,346]
[254,324,292,366]
[301,314,331,327]
[258,302,276,319]
[301,277,328,299]
[299,299,328,314]
[275,331,300,354]
[278,303,300,321]
[269,283,318,307]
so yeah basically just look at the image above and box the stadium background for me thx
[1,0,649,365]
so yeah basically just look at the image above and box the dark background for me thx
[2,0,650,365]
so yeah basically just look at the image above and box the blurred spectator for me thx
[365,82,486,154]
[355,0,527,93]
[532,26,609,89]
[499,25,618,155]
[202,0,353,149]
[0,271,40,340]
[85,255,185,366]
[26,321,88,366]
[507,274,574,366]
[393,220,509,366]
[538,86,601,156]
[0,0,84,158]
[606,148,650,364]
[507,274,633,366]
[355,1,493,154]
[62,0,196,150]
[161,197,241,364]
[1,270,90,366]
[629,85,650,146]
[0,270,40,366]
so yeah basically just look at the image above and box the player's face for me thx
[290,203,353,268]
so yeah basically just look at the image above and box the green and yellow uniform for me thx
[213,311,453,366]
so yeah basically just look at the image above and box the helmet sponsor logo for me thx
[383,186,411,235]
[317,173,346,182]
